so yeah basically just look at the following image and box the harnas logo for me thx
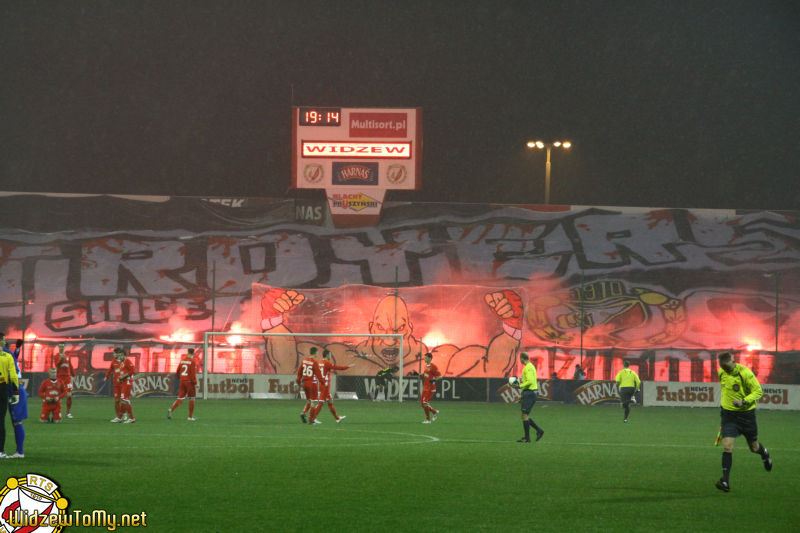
[132,373,173,397]
[332,162,378,185]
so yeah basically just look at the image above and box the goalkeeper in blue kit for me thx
[715,352,772,492]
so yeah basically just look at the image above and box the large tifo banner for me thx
[1,193,798,382]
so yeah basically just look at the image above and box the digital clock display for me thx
[299,107,341,126]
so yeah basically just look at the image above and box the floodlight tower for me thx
[526,140,572,204]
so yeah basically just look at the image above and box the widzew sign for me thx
[301,141,412,158]
[292,107,422,228]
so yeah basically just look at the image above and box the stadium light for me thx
[526,140,572,204]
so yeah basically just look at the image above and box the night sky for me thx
[2,2,798,210]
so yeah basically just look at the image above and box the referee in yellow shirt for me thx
[615,360,640,423]
[514,352,544,443]
[715,351,772,492]
[0,331,21,459]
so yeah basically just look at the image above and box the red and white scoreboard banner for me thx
[643,381,800,410]
[292,107,422,227]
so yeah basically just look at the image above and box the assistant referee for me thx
[515,352,544,443]
[615,360,641,423]
[715,351,772,492]
[0,332,21,458]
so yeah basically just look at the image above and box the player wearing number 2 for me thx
[297,347,324,424]
[169,348,198,421]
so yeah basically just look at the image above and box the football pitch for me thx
[7,398,799,532]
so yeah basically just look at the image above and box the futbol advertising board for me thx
[642,381,799,410]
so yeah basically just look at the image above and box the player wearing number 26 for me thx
[715,351,772,493]
[297,347,324,424]
[169,349,198,420]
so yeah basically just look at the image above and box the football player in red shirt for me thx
[312,349,354,423]
[105,348,124,422]
[169,348,198,420]
[296,346,324,424]
[55,342,76,418]
[116,349,137,423]
[420,352,441,424]
[38,368,66,423]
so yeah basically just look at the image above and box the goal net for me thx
[202,331,406,401]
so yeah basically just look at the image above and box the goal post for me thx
[202,331,405,401]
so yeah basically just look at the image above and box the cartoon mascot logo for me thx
[528,280,687,347]
[0,474,68,533]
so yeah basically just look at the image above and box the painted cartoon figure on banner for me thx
[528,279,686,347]
[259,287,523,377]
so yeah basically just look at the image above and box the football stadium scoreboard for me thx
[292,106,422,226]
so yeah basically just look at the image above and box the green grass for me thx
[6,398,799,532]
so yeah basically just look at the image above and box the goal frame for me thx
[202,331,405,401]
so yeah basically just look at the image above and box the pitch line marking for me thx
[36,429,439,449]
[429,438,800,452]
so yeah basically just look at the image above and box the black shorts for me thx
[520,390,538,414]
[619,387,635,404]
[720,408,758,442]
